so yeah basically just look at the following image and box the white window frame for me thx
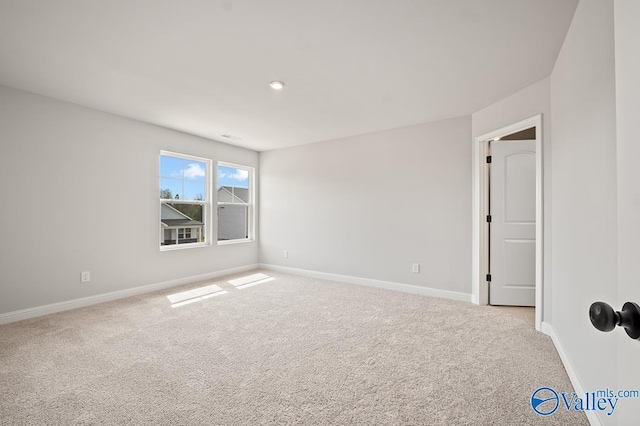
[217,161,255,245]
[160,151,212,251]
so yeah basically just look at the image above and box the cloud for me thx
[232,169,249,180]
[219,168,249,181]
[183,163,206,179]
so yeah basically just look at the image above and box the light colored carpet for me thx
[0,270,587,425]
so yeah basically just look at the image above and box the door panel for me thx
[490,140,536,306]
[503,239,536,287]
[505,153,536,223]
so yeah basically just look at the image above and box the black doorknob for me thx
[589,301,640,340]
[589,301,617,332]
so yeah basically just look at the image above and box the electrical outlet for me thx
[284,250,288,258]
[81,271,91,283]
[412,263,420,274]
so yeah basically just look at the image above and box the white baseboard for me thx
[259,263,472,303]
[541,321,601,426]
[0,264,259,325]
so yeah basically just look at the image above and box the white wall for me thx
[549,0,618,423]
[260,116,471,294]
[0,85,259,315]
[472,77,553,321]
[614,0,640,421]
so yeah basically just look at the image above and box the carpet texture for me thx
[0,270,587,425]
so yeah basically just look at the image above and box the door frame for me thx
[471,114,543,331]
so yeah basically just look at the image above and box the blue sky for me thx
[160,156,249,200]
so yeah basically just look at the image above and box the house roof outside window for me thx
[160,203,203,228]
[218,186,249,203]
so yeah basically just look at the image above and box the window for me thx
[217,162,254,243]
[177,228,193,239]
[160,151,211,249]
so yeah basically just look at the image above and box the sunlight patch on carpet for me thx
[236,277,275,289]
[167,284,227,307]
[228,273,271,287]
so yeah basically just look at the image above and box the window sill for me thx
[217,238,255,246]
[160,242,210,252]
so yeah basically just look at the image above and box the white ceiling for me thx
[0,0,578,151]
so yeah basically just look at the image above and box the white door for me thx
[615,6,640,419]
[489,140,536,306]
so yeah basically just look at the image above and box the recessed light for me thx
[493,137,501,141]
[269,80,285,90]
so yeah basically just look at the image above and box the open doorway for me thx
[472,115,543,331]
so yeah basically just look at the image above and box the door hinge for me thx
[486,155,492,163]
[486,215,492,223]
[486,274,492,282]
